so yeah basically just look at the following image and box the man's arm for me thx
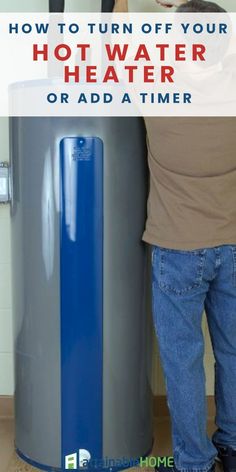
[113,0,128,12]
[155,0,188,7]
[112,0,189,11]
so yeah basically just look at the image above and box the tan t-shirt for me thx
[142,117,236,250]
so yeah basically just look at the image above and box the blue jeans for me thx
[152,244,236,472]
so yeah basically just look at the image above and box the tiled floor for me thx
[0,418,219,472]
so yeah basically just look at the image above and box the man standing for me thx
[113,1,236,472]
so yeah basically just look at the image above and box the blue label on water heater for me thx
[71,138,93,161]
[60,137,104,469]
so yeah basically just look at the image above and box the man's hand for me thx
[112,0,188,12]
[113,0,128,12]
[155,0,188,7]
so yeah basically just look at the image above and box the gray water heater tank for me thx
[10,112,153,471]
[10,1,153,470]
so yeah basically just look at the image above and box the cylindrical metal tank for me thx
[10,114,153,471]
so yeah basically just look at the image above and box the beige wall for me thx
[0,120,13,395]
[0,0,235,395]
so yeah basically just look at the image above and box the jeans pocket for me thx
[155,247,206,296]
